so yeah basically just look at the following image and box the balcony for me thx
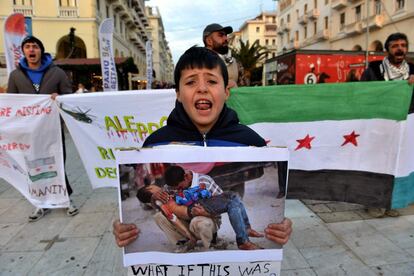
[332,0,347,10]
[316,29,330,40]
[59,6,78,17]
[299,15,308,25]
[281,22,291,32]
[264,24,277,36]
[13,5,33,16]
[307,9,320,20]
[345,21,363,35]
[369,14,385,29]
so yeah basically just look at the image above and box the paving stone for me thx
[281,268,317,276]
[365,216,414,249]
[300,199,332,205]
[290,217,340,249]
[80,190,118,213]
[285,200,315,218]
[0,223,25,246]
[0,180,12,194]
[3,217,69,251]
[324,202,364,212]
[317,211,364,223]
[300,245,377,276]
[0,199,35,223]
[0,251,44,276]
[61,212,113,238]
[281,241,310,270]
[371,262,414,276]
[0,185,25,200]
[29,237,100,276]
[327,220,413,266]
[0,198,20,216]
[306,204,332,213]
[84,230,128,276]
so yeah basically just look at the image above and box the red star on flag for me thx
[342,131,360,146]
[295,134,315,151]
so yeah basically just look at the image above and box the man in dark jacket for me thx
[361,32,414,218]
[7,35,79,221]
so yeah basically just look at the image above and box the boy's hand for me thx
[112,219,140,247]
[264,218,292,245]
[152,191,170,204]
[191,204,211,217]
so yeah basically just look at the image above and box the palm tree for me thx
[231,40,269,86]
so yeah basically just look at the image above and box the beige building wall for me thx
[0,0,151,81]
[146,6,174,83]
[277,0,414,54]
[230,11,278,61]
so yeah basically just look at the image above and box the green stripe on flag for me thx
[227,81,412,124]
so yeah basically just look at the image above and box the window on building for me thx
[324,16,329,29]
[272,39,276,45]
[314,0,317,8]
[13,0,33,5]
[96,0,100,11]
[287,14,291,23]
[59,0,77,6]
[266,39,269,45]
[281,18,284,26]
[272,16,276,23]
[374,0,381,14]
[295,30,299,41]
[296,9,299,20]
[106,5,110,17]
[355,5,362,21]
[396,0,405,10]
[304,4,308,14]
[304,26,308,39]
[256,27,260,33]
[314,21,317,35]
[340,12,345,30]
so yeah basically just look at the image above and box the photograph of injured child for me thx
[116,147,288,266]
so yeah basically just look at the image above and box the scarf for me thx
[382,56,410,81]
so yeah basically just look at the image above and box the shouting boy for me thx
[113,46,292,250]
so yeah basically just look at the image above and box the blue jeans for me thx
[194,192,251,245]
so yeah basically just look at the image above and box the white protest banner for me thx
[56,90,176,188]
[99,18,118,91]
[116,146,288,273]
[3,13,25,76]
[146,41,153,90]
[0,94,69,208]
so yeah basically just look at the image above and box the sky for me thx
[146,0,277,64]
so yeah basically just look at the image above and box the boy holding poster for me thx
[113,46,292,250]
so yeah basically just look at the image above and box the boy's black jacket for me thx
[143,101,266,147]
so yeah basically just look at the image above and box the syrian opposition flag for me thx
[228,81,413,209]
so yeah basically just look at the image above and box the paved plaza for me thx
[0,131,414,275]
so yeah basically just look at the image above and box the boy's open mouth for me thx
[195,100,212,110]
[29,54,36,58]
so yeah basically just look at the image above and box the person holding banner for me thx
[7,35,79,221]
[113,46,292,250]
[361,32,414,218]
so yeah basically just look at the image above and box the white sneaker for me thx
[28,208,51,222]
[66,202,79,216]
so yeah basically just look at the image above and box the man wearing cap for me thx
[203,23,241,88]
[7,35,79,221]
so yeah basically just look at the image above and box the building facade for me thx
[229,11,278,61]
[276,0,414,54]
[0,0,173,87]
[146,6,174,84]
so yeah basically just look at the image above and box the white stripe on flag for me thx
[251,118,401,175]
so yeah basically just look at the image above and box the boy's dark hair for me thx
[174,46,228,91]
[385,33,408,52]
[136,186,153,203]
[164,165,185,187]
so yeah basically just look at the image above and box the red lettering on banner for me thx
[0,107,12,117]
[0,143,31,151]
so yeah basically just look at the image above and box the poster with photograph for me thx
[115,146,289,271]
